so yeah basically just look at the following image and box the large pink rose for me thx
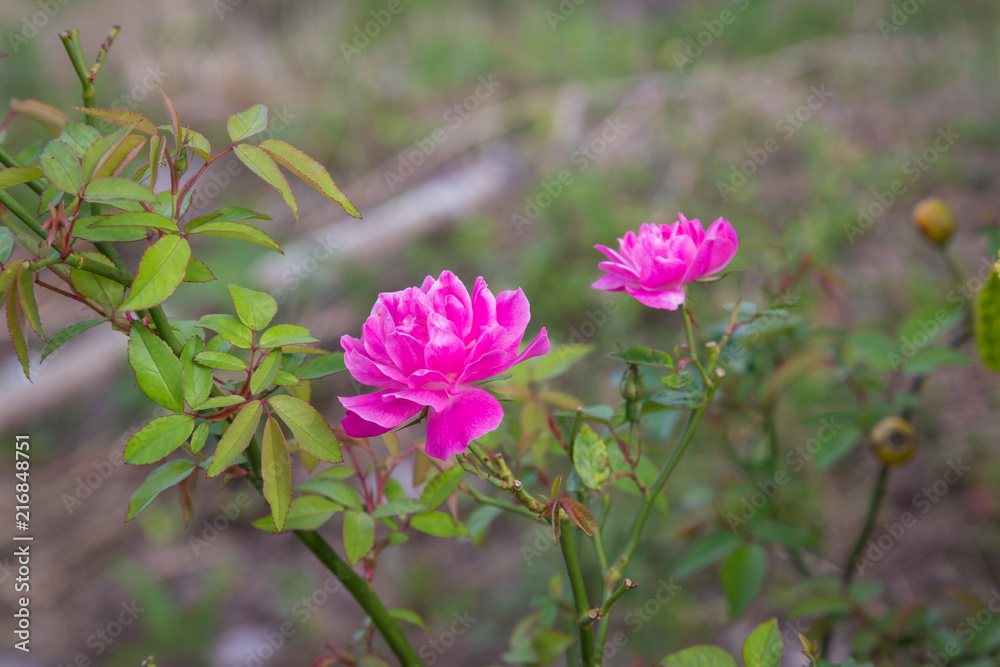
[338,271,549,459]
[591,215,739,310]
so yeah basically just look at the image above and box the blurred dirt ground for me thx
[0,0,999,665]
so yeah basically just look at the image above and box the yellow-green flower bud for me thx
[912,197,956,246]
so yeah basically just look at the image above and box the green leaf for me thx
[660,645,740,667]
[197,313,253,348]
[194,350,247,371]
[5,286,29,378]
[41,318,104,361]
[228,284,278,331]
[119,236,191,312]
[262,416,293,531]
[15,266,43,338]
[274,370,302,385]
[267,394,342,463]
[81,123,137,180]
[184,259,215,283]
[184,207,271,232]
[124,415,196,464]
[207,400,263,476]
[10,98,69,136]
[189,422,209,454]
[71,106,158,135]
[234,143,298,222]
[748,520,819,548]
[647,388,706,410]
[722,544,768,619]
[260,139,360,217]
[128,323,185,412]
[511,343,593,385]
[83,176,157,203]
[813,424,864,472]
[572,424,610,490]
[91,212,178,233]
[673,530,743,579]
[0,166,44,189]
[290,352,345,380]
[742,618,782,667]
[410,511,468,537]
[39,139,83,194]
[125,459,197,521]
[71,216,146,243]
[187,221,282,253]
[902,347,970,375]
[297,479,361,509]
[370,499,427,519]
[419,466,465,510]
[250,348,282,394]
[0,228,11,263]
[180,336,213,408]
[843,330,897,371]
[609,346,674,368]
[975,270,1000,372]
[70,252,125,308]
[227,104,268,142]
[343,510,375,565]
[259,324,318,348]
[192,395,246,410]
[59,121,102,156]
[389,608,429,632]
[252,495,340,532]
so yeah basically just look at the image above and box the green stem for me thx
[842,463,889,587]
[560,524,595,667]
[0,189,45,239]
[608,398,711,587]
[245,439,424,666]
[464,481,538,520]
[0,146,45,195]
[147,303,184,356]
[59,30,96,121]
[683,306,712,387]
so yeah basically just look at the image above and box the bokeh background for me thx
[1,0,999,665]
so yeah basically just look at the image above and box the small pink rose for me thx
[339,271,549,459]
[591,214,739,309]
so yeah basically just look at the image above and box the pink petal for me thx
[425,270,473,336]
[470,277,497,338]
[342,335,407,387]
[682,237,735,282]
[597,260,640,280]
[387,387,451,413]
[591,273,629,291]
[639,256,687,290]
[424,386,504,459]
[385,330,426,375]
[340,391,423,437]
[507,327,550,366]
[425,324,467,376]
[625,286,687,310]
[495,288,530,350]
